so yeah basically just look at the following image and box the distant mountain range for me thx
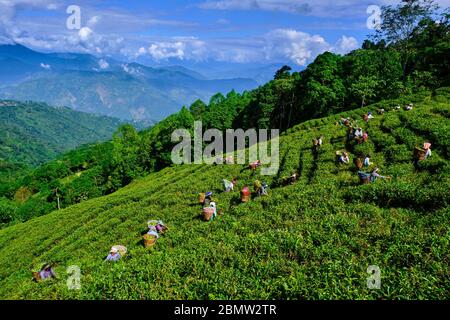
[0,100,122,166]
[0,44,259,122]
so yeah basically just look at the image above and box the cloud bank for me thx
[141,31,358,66]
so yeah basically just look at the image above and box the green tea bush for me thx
[345,180,449,210]
[416,155,449,174]
[381,113,402,131]
[391,127,420,149]
[370,130,397,151]
[353,142,375,157]
[384,144,412,162]
[431,104,450,118]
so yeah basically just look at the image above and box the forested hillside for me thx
[0,100,122,166]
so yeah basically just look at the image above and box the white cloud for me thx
[263,29,330,65]
[139,30,358,66]
[134,46,148,58]
[87,16,101,28]
[0,0,61,43]
[40,62,51,70]
[147,37,207,62]
[138,47,147,55]
[98,59,109,69]
[148,42,185,60]
[334,35,359,54]
[122,64,142,76]
[78,27,93,41]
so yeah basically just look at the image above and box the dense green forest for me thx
[0,0,448,227]
[0,100,122,167]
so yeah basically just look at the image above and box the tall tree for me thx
[296,52,346,119]
[189,99,207,120]
[110,124,142,188]
[375,0,439,79]
[274,65,292,80]
[351,76,380,107]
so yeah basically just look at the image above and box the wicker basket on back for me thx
[143,234,157,248]
[358,171,371,185]
[414,147,426,161]
[354,158,363,169]
[241,187,251,202]
[32,272,41,282]
[112,245,127,256]
[198,193,206,204]
[202,207,215,221]
[360,176,371,184]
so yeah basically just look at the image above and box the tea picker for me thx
[337,151,350,164]
[32,262,56,282]
[144,220,168,248]
[202,202,218,222]
[287,171,297,185]
[358,167,390,184]
[223,178,237,192]
[249,160,261,171]
[105,245,127,261]
[415,142,432,161]
[148,219,168,234]
[258,182,269,196]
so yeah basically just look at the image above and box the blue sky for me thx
[1,0,448,69]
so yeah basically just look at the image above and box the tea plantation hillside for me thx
[0,89,448,299]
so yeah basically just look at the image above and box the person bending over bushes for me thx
[105,247,121,262]
[358,167,390,184]
[338,151,350,165]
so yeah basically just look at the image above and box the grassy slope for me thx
[0,89,448,299]
[0,100,121,166]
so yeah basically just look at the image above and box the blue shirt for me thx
[106,253,121,261]
[39,268,55,280]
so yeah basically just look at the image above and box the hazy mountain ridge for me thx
[0,44,259,121]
